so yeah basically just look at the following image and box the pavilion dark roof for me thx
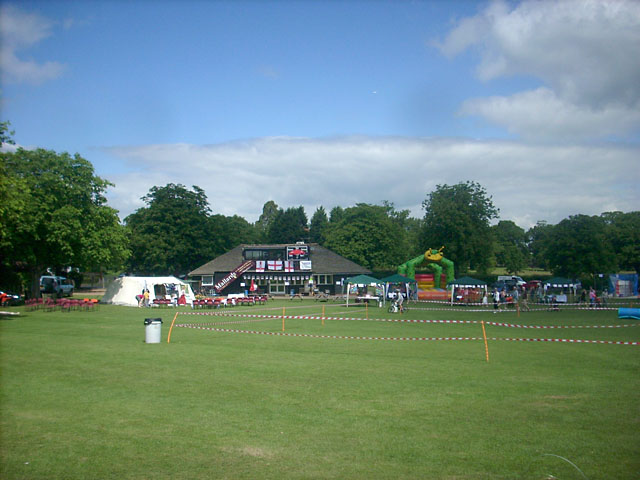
[189,243,371,276]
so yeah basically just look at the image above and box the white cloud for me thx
[100,136,639,229]
[461,87,640,142]
[0,4,65,84]
[437,0,640,140]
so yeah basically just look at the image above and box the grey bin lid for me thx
[144,318,163,325]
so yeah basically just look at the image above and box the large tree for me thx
[526,220,554,270]
[0,148,129,296]
[544,214,616,278]
[492,220,529,274]
[267,206,308,244]
[329,206,345,224]
[1,121,15,146]
[255,200,279,242]
[309,206,329,244]
[125,184,216,276]
[324,203,405,270]
[421,181,498,275]
[601,211,640,274]
[382,200,424,261]
[209,214,259,254]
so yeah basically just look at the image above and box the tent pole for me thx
[346,282,350,307]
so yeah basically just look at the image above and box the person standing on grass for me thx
[520,288,530,311]
[393,289,404,312]
[143,289,150,307]
[136,290,144,307]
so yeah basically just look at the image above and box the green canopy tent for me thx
[345,274,384,307]
[543,277,581,289]
[380,273,417,303]
[543,277,581,301]
[447,276,488,305]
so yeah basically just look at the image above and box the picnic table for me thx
[348,295,381,307]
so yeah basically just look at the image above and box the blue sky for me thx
[2,0,639,228]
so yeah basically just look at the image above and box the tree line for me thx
[1,131,638,296]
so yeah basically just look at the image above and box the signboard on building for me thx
[287,245,309,260]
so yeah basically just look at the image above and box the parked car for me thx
[524,280,542,290]
[0,290,23,306]
[39,275,74,297]
[495,279,527,292]
[497,275,526,286]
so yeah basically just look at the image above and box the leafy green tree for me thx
[0,148,129,296]
[309,206,329,244]
[526,220,554,270]
[492,220,529,274]
[382,200,424,261]
[125,184,216,276]
[329,206,345,224]
[267,206,308,244]
[324,204,405,270]
[501,245,528,275]
[210,214,259,254]
[421,181,498,275]
[255,200,279,242]
[545,214,616,278]
[1,121,15,146]
[601,211,640,273]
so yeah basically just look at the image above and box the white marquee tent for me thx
[101,276,195,307]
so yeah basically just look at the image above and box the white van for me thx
[40,275,74,297]
[497,275,526,286]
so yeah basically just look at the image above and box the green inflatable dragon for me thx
[397,246,454,289]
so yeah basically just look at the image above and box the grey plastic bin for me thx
[144,318,163,343]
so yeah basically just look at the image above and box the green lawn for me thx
[1,300,639,479]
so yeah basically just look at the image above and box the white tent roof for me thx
[101,276,195,307]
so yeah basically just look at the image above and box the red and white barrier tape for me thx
[415,299,631,307]
[174,324,639,346]
[489,337,639,346]
[177,312,639,329]
[177,324,481,341]
[411,306,617,312]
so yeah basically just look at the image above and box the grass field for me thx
[1,299,639,479]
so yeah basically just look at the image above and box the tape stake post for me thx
[282,307,285,332]
[167,311,179,343]
[322,305,325,327]
[481,320,489,362]
[366,302,369,321]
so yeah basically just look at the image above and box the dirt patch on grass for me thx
[241,446,273,458]
[222,446,274,459]
[529,394,584,409]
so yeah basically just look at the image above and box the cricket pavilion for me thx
[188,243,370,297]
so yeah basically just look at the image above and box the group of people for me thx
[136,289,150,307]
[580,287,606,308]
[490,288,524,311]
[136,288,188,307]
